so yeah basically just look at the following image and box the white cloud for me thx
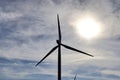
[0,12,23,21]
[101,69,120,77]
[0,0,120,80]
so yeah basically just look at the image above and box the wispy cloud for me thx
[0,0,120,80]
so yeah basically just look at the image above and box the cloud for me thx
[0,12,23,21]
[0,0,120,80]
[101,69,120,77]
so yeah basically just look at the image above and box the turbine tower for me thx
[35,14,94,80]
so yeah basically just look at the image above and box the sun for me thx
[73,16,101,39]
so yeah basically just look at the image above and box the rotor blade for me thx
[35,45,58,66]
[74,74,77,80]
[61,43,93,57]
[57,14,61,41]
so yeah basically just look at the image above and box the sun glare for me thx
[73,16,101,39]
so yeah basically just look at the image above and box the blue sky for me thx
[0,0,120,80]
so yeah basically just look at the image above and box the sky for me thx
[0,0,120,80]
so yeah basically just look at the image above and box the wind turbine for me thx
[35,14,94,80]
[74,74,77,80]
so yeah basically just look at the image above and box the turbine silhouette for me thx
[74,74,77,80]
[35,14,94,80]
